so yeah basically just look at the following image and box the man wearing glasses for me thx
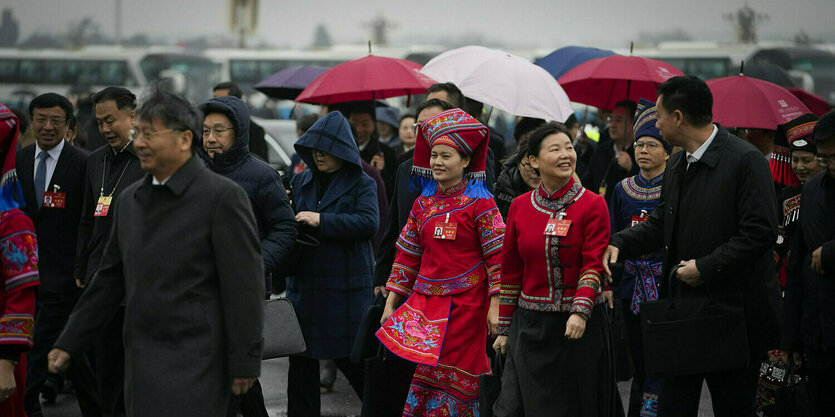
[581,100,639,203]
[197,95,297,417]
[15,93,99,417]
[782,110,835,417]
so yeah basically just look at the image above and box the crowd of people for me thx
[0,71,832,417]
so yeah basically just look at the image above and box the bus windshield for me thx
[140,54,220,102]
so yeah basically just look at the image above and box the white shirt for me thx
[686,125,718,168]
[152,176,170,185]
[33,139,65,193]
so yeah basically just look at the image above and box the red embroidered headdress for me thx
[411,108,491,198]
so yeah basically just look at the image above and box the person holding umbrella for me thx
[377,108,504,416]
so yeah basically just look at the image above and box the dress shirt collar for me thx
[686,125,718,163]
[35,139,65,162]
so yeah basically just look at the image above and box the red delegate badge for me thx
[433,222,458,240]
[43,192,66,208]
[544,218,571,237]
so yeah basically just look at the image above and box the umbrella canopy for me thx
[743,62,795,88]
[558,55,685,110]
[254,65,328,100]
[787,87,832,117]
[295,55,436,105]
[706,75,811,130]
[420,45,573,122]
[534,46,616,80]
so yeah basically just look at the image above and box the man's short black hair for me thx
[92,87,137,111]
[296,114,319,134]
[564,113,578,130]
[614,100,638,119]
[213,81,243,99]
[813,110,835,145]
[28,93,73,121]
[527,121,573,158]
[415,98,453,120]
[514,117,546,142]
[136,85,202,153]
[427,82,464,109]
[656,75,713,127]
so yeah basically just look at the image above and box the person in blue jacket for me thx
[287,110,378,417]
[608,99,672,417]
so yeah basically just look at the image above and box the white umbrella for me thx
[420,45,574,122]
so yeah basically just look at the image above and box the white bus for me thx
[0,46,220,108]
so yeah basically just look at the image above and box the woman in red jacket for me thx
[0,103,39,417]
[493,122,620,416]
[377,108,504,416]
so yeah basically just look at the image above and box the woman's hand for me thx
[493,335,509,355]
[380,292,402,325]
[295,211,320,227]
[0,359,17,402]
[564,313,587,340]
[487,294,500,337]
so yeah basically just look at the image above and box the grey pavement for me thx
[36,356,716,416]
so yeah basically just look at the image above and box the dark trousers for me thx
[287,356,363,417]
[94,306,125,417]
[806,348,835,417]
[25,293,101,417]
[622,301,659,417]
[227,379,269,417]
[480,336,501,417]
[657,350,764,417]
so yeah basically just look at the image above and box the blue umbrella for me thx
[254,65,329,100]
[534,46,616,80]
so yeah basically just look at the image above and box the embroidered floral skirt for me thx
[377,280,490,416]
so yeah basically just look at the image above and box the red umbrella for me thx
[557,55,684,110]
[706,75,811,130]
[296,55,437,105]
[787,87,832,117]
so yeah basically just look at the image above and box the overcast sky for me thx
[10,0,835,49]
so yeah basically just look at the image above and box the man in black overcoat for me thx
[604,76,781,417]
[48,88,265,417]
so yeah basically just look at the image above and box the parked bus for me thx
[0,46,220,108]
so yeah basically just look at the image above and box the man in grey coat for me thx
[47,88,265,417]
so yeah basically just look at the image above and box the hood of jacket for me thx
[197,96,250,173]
[294,111,363,173]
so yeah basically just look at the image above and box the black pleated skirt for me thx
[493,304,623,417]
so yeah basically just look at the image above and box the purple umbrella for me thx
[254,65,329,100]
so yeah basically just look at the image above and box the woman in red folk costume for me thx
[0,103,40,417]
[377,108,503,416]
[493,122,620,416]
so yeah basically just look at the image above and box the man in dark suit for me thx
[17,93,100,417]
[604,76,781,417]
[49,87,264,417]
[74,87,146,417]
[581,100,639,204]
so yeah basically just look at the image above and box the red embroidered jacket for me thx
[0,209,40,357]
[386,181,504,297]
[498,178,610,335]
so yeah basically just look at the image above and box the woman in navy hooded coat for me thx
[286,111,378,416]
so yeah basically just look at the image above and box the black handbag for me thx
[350,293,386,364]
[361,343,417,417]
[640,264,749,378]
[262,297,306,359]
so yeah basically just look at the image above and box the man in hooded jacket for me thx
[198,96,297,417]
